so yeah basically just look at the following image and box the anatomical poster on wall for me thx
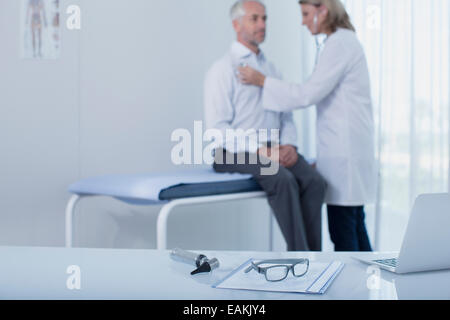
[21,0,60,59]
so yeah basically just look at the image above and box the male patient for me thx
[204,0,326,251]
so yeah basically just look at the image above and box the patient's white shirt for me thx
[204,41,298,154]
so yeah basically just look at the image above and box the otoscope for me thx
[170,248,220,275]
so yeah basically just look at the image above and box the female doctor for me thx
[238,0,376,252]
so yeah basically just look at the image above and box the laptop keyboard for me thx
[373,258,398,268]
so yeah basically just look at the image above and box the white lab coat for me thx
[262,28,376,206]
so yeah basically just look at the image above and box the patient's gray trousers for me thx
[213,150,326,252]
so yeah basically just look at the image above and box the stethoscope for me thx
[313,12,327,67]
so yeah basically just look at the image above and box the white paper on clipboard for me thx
[213,259,344,295]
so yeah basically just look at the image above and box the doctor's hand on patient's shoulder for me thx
[279,145,298,168]
[238,66,266,87]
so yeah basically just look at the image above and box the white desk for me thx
[1,246,449,300]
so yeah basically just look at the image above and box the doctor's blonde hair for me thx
[299,0,355,33]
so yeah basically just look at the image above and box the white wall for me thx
[0,0,80,247]
[0,0,328,251]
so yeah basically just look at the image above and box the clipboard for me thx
[213,259,344,295]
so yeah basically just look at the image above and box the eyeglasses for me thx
[244,259,310,282]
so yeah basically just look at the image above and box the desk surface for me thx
[1,246,449,300]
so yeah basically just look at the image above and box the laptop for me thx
[353,193,450,274]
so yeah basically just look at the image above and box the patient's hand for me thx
[279,145,298,168]
[257,145,280,163]
[238,66,266,87]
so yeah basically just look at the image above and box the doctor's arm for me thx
[265,41,352,112]
[240,41,352,113]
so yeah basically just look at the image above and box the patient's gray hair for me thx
[230,0,266,21]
